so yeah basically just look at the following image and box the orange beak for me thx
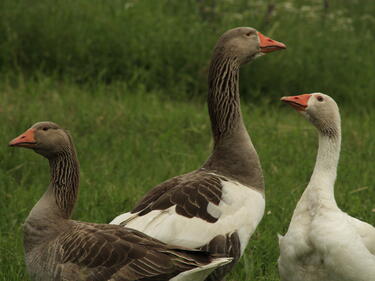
[281,94,312,111]
[257,32,286,53]
[9,128,37,148]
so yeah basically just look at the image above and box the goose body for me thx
[111,171,265,255]
[111,27,286,280]
[278,93,375,281]
[10,122,231,281]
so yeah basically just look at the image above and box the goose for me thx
[278,93,375,281]
[9,121,232,281]
[111,27,286,280]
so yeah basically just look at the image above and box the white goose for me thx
[278,93,375,281]
[111,27,286,280]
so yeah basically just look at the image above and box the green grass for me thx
[0,1,374,279]
[0,79,374,280]
[1,0,375,106]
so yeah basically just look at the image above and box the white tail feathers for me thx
[170,257,233,281]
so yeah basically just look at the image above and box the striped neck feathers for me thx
[204,53,264,191]
[49,143,80,219]
[208,55,241,142]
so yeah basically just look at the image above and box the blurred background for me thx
[0,1,374,280]
[0,0,374,106]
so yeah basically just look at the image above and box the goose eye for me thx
[42,127,49,131]
[245,32,253,37]
[317,96,324,102]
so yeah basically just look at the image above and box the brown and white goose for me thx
[278,93,375,281]
[111,27,286,280]
[9,121,231,281]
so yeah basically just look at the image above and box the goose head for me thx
[9,121,73,158]
[281,93,341,137]
[213,27,286,64]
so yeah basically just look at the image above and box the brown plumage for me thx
[9,121,231,281]
[130,171,226,223]
[111,27,286,281]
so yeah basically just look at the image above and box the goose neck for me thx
[309,126,341,193]
[207,55,242,142]
[23,146,79,251]
[49,148,80,219]
[204,54,264,191]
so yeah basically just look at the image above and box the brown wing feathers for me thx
[133,171,225,223]
[199,233,241,281]
[58,223,214,280]
[131,176,183,213]
[12,123,231,281]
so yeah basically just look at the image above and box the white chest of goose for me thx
[111,27,286,280]
[278,93,375,281]
[9,122,232,281]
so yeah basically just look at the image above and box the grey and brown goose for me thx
[9,121,231,281]
[111,27,286,280]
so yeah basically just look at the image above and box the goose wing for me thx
[111,169,265,255]
[323,217,375,280]
[130,170,224,223]
[57,222,216,281]
[347,215,375,255]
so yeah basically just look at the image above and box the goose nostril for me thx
[21,136,25,139]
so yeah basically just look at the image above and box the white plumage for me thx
[111,177,265,255]
[171,257,233,281]
[278,93,375,281]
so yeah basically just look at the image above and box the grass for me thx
[0,0,375,106]
[0,78,374,280]
[0,1,374,279]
